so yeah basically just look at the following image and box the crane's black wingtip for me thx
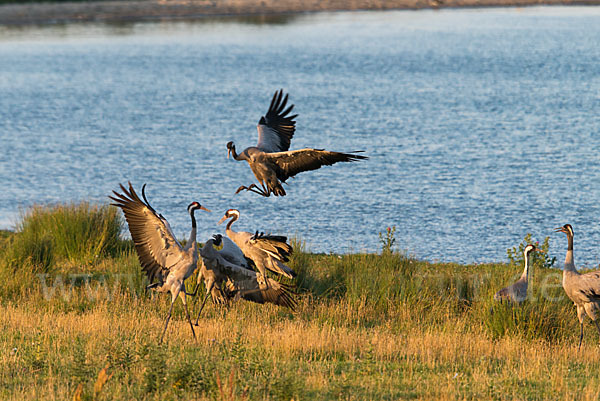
[345,151,368,161]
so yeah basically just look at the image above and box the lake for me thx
[1,7,600,266]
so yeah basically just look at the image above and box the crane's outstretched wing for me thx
[109,182,184,285]
[268,148,368,182]
[256,89,297,153]
[226,276,297,311]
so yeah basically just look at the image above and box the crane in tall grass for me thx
[226,89,368,197]
[494,244,543,303]
[555,224,600,350]
[193,235,296,325]
[109,182,210,344]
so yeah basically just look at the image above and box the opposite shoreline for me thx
[0,0,599,26]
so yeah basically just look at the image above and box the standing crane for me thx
[109,182,210,344]
[555,224,600,350]
[494,244,543,303]
[218,208,296,284]
[226,89,368,197]
[193,235,297,325]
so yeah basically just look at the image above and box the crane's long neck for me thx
[188,209,197,250]
[230,144,246,161]
[564,233,576,272]
[226,215,238,235]
[520,250,531,281]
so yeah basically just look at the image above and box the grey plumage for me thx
[109,182,210,344]
[494,244,541,303]
[192,234,253,313]
[555,224,600,350]
[193,236,297,324]
[227,89,368,197]
[218,209,296,282]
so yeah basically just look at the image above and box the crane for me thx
[109,182,210,344]
[494,244,542,303]
[555,224,600,350]
[193,235,297,325]
[218,208,295,284]
[226,89,368,197]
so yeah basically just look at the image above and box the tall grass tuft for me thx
[7,202,122,268]
[0,203,123,297]
[2,228,54,274]
[481,298,574,343]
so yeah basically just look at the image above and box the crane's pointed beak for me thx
[200,206,211,212]
[536,248,546,254]
[227,148,231,159]
[554,227,565,233]
[217,215,227,225]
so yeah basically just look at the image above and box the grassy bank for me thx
[1,203,599,400]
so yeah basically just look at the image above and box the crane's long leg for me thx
[194,281,214,326]
[181,290,197,342]
[253,184,270,197]
[187,262,207,298]
[258,182,271,197]
[593,319,600,341]
[186,280,201,297]
[578,322,584,351]
[235,184,269,197]
[237,185,267,196]
[159,299,176,345]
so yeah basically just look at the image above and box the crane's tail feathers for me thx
[250,232,293,259]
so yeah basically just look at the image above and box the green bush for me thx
[506,233,556,270]
[378,226,397,255]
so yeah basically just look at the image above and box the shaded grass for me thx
[1,203,600,400]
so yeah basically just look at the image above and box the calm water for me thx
[1,7,600,265]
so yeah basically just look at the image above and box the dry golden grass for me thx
[2,280,600,400]
[2,205,600,399]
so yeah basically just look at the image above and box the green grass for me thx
[1,203,600,400]
[4,202,122,267]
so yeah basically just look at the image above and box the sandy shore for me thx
[0,0,598,25]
